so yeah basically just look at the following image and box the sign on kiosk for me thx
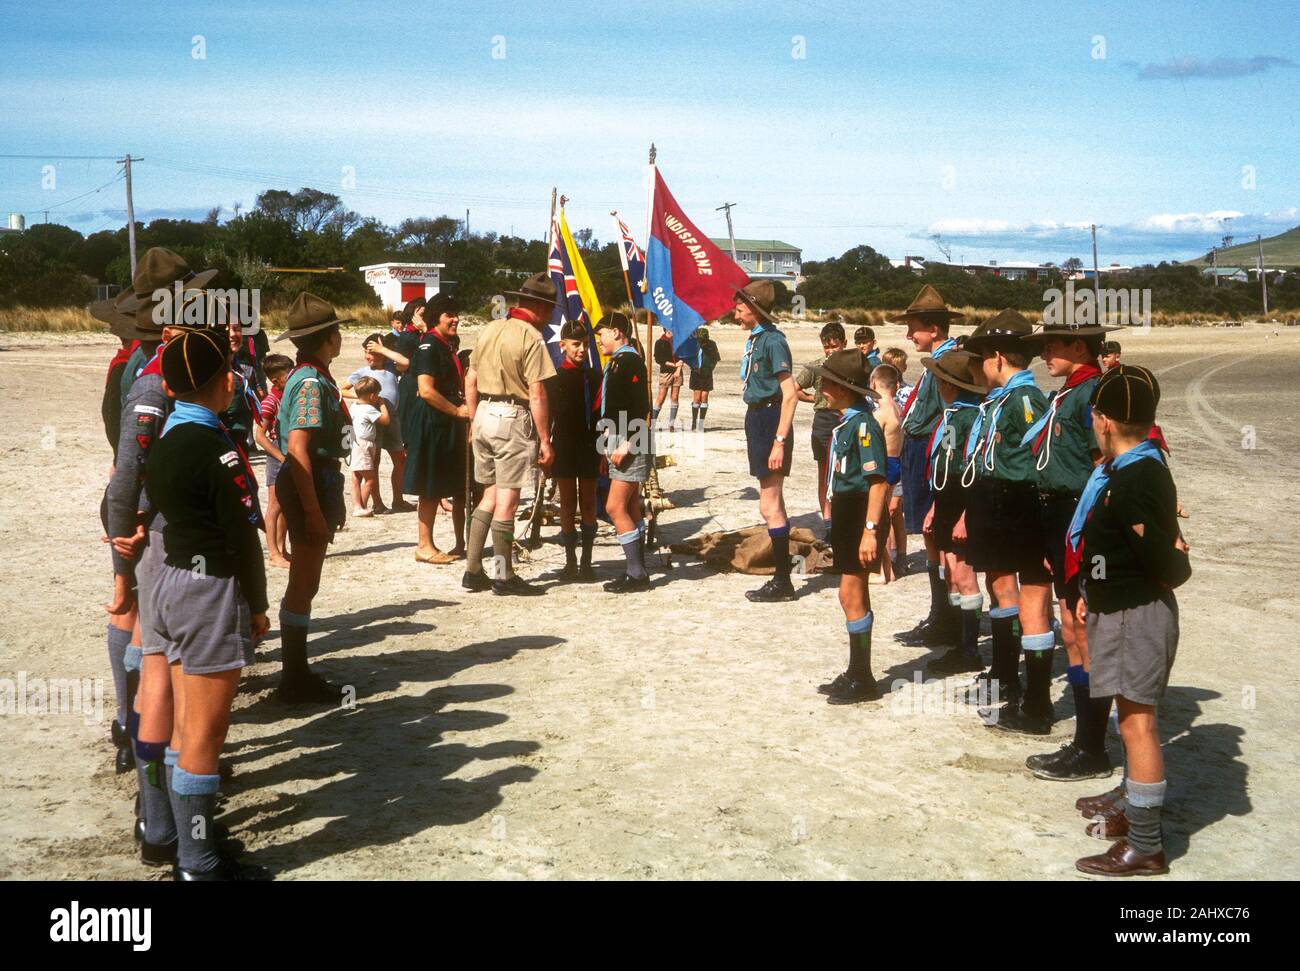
[360,262,446,309]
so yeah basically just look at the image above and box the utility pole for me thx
[1211,244,1218,286]
[1258,234,1269,315]
[117,154,143,276]
[716,202,738,262]
[1090,224,1102,318]
[465,208,470,238]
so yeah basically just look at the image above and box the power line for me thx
[0,154,122,160]
[13,170,125,216]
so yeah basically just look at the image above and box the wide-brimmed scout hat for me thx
[963,308,1038,353]
[273,292,354,343]
[504,272,558,308]
[117,247,219,313]
[1035,317,1124,339]
[733,279,776,323]
[1091,364,1160,424]
[922,350,987,395]
[87,290,138,338]
[886,284,964,327]
[808,347,880,400]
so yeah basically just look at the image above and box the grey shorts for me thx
[472,401,537,490]
[609,451,651,483]
[144,563,255,674]
[1086,593,1179,705]
[379,415,404,452]
[135,532,168,656]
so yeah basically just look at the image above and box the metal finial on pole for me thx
[649,143,657,165]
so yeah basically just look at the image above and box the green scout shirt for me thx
[973,375,1048,484]
[278,362,350,460]
[796,355,833,411]
[119,344,149,406]
[930,401,981,493]
[827,403,888,496]
[740,323,792,405]
[901,337,958,438]
[1033,374,1100,495]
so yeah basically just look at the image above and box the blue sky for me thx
[3,0,1296,265]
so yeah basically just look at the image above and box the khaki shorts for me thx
[658,370,682,390]
[472,400,537,489]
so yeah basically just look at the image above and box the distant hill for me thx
[1183,225,1300,269]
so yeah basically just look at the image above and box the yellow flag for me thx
[559,210,604,328]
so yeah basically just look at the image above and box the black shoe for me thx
[115,742,135,774]
[493,575,545,597]
[1032,746,1113,781]
[896,620,961,648]
[816,672,850,696]
[927,647,984,676]
[174,858,271,882]
[111,718,128,747]
[894,616,937,642]
[558,562,580,582]
[962,671,1020,707]
[1026,742,1077,772]
[274,673,341,705]
[745,578,796,602]
[986,702,1054,736]
[826,676,882,705]
[461,570,493,592]
[603,574,651,594]
[578,564,598,583]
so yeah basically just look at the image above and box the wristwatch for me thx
[774,434,786,444]
[864,520,878,531]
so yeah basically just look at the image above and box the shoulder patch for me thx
[133,404,165,417]
[219,450,241,468]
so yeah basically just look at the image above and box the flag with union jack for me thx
[613,214,646,309]
[545,216,604,370]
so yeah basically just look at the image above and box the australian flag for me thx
[615,215,646,310]
[546,219,601,370]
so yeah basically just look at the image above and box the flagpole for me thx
[643,144,657,367]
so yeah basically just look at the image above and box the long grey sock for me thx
[465,508,493,574]
[617,528,647,579]
[698,404,708,429]
[172,767,223,874]
[669,403,679,426]
[1125,779,1166,854]
[490,520,515,579]
[139,747,178,845]
[106,624,131,726]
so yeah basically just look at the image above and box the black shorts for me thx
[931,487,967,554]
[809,408,841,462]
[965,477,1051,582]
[276,460,346,546]
[830,492,880,574]
[551,431,600,479]
[900,434,932,534]
[1040,490,1082,606]
[745,402,793,479]
[689,370,714,392]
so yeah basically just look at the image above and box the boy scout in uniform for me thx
[462,272,557,596]
[735,280,800,603]
[1070,366,1190,876]
[808,351,889,704]
[146,328,269,880]
[652,325,686,431]
[274,293,353,704]
[890,286,965,649]
[795,320,846,534]
[1023,320,1115,780]
[961,310,1054,732]
[688,325,721,431]
[918,351,988,675]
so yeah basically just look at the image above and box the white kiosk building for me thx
[360,262,446,309]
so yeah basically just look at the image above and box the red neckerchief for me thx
[1032,362,1102,452]
[508,307,544,330]
[429,327,463,380]
[290,354,351,422]
[560,358,579,371]
[106,341,137,386]
[139,344,164,378]
[1148,423,1170,455]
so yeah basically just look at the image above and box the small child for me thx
[809,349,890,705]
[869,363,906,579]
[1071,365,1189,877]
[342,333,409,513]
[882,347,911,412]
[854,325,881,370]
[253,353,294,568]
[349,376,391,517]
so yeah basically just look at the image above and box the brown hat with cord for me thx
[807,348,880,400]
[921,350,987,395]
[273,292,354,343]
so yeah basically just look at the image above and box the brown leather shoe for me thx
[1075,839,1168,877]
[1076,785,1125,817]
[1085,813,1129,840]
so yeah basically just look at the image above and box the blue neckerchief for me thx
[969,368,1037,467]
[1067,439,1166,552]
[930,397,981,461]
[740,322,769,382]
[600,344,640,420]
[163,400,221,436]
[902,337,957,421]
[826,399,871,501]
[697,342,705,369]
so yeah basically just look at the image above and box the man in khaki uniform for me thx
[462,272,557,596]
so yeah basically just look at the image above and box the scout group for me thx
[94,248,1190,880]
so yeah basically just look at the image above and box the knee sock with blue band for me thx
[1021,631,1056,717]
[279,606,311,680]
[846,612,874,682]
[988,606,1021,695]
[959,593,983,661]
[617,528,647,579]
[172,767,223,875]
[769,524,791,580]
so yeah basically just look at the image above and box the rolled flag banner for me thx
[644,167,748,354]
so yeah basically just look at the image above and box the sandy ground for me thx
[0,319,1297,881]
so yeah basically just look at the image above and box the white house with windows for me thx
[709,238,801,289]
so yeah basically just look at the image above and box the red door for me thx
[400,281,424,302]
